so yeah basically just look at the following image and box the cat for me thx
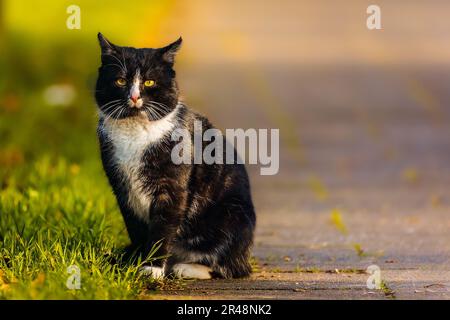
[95,33,256,279]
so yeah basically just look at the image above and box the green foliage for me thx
[0,156,164,299]
[0,0,174,299]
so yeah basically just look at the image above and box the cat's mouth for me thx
[128,98,144,108]
[101,102,168,121]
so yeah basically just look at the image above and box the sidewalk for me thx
[149,0,450,299]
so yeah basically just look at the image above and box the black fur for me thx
[95,33,256,278]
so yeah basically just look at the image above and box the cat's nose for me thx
[129,84,141,105]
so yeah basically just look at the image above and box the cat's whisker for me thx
[99,105,122,125]
[146,102,166,110]
[150,106,169,119]
[149,100,171,109]
[99,99,122,107]
[121,49,128,73]
[107,106,127,137]
[143,107,158,121]
[142,108,152,120]
[99,99,123,109]
[144,102,168,112]
[102,99,127,113]
[101,105,123,119]
[149,101,168,108]
[111,105,125,119]
[144,106,161,121]
[102,103,121,113]
[103,104,124,126]
[147,101,171,112]
[103,102,124,112]
[143,104,165,120]
[117,106,127,120]
[142,106,162,116]
[150,106,170,118]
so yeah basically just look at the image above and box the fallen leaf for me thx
[330,209,348,235]
[402,167,419,184]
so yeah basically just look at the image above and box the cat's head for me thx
[95,33,182,120]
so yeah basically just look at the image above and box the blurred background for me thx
[1,0,450,294]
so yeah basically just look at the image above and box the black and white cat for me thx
[95,33,256,279]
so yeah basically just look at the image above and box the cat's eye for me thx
[115,78,127,86]
[144,80,156,87]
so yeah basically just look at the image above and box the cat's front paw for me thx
[172,263,212,280]
[139,266,165,279]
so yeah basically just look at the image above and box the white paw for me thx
[139,266,164,279]
[173,263,212,279]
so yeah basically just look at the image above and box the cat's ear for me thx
[159,37,182,64]
[97,32,119,56]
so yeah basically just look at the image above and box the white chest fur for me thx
[100,107,179,221]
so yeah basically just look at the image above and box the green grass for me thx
[0,0,179,300]
[380,281,396,299]
[0,155,164,299]
[0,99,175,298]
[0,38,136,298]
[0,87,167,299]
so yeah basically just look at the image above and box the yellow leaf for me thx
[330,209,348,235]
[70,164,80,175]
[402,167,419,184]
[307,176,329,201]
